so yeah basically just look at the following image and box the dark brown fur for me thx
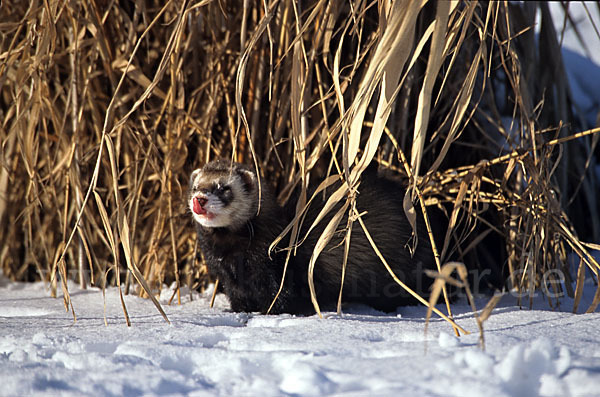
[189,159,438,314]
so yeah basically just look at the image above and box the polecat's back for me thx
[189,160,438,314]
[297,171,437,311]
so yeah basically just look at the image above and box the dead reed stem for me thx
[0,0,598,324]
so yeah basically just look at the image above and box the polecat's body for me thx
[189,159,437,315]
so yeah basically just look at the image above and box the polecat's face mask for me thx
[189,164,257,229]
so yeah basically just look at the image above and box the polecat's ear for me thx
[237,168,257,193]
[190,169,202,188]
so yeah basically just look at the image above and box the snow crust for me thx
[549,2,600,66]
[1,3,599,397]
[549,2,600,128]
[0,276,599,397]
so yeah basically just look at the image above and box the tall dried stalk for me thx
[0,0,598,325]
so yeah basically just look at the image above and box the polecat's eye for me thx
[214,184,231,194]
[217,184,233,206]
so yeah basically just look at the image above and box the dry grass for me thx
[1,0,599,326]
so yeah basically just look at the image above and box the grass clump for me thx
[0,1,598,323]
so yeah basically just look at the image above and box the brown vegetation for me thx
[1,1,599,325]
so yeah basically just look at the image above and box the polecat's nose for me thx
[193,196,208,215]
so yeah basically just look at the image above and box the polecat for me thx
[189,159,438,315]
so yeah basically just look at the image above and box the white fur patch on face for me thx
[225,175,255,224]
[189,192,231,228]
[189,170,257,230]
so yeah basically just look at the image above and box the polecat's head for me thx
[189,160,258,229]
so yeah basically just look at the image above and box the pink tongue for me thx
[193,197,204,215]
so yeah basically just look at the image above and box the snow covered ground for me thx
[0,275,599,397]
[549,2,600,128]
[1,3,599,397]
[549,2,600,66]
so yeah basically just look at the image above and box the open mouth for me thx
[192,196,208,216]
